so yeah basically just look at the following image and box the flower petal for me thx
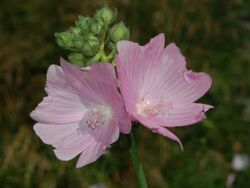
[155,103,213,127]
[30,65,85,124]
[33,122,79,148]
[118,114,132,134]
[145,43,212,104]
[135,115,183,150]
[76,141,105,168]
[60,58,118,105]
[116,34,165,113]
[152,126,183,150]
[53,118,119,166]
[76,122,119,168]
[54,133,92,161]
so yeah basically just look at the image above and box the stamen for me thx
[78,104,112,135]
[84,110,104,129]
[136,98,171,117]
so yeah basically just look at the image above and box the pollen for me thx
[136,99,153,116]
[78,104,112,134]
[136,98,170,117]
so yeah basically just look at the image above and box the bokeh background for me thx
[1,0,250,187]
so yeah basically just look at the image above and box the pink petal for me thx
[135,115,183,149]
[60,58,117,104]
[116,34,165,114]
[118,114,132,134]
[30,65,86,124]
[108,94,132,134]
[76,122,119,168]
[33,122,79,148]
[54,133,92,161]
[152,126,183,150]
[145,43,212,104]
[54,120,119,163]
[76,142,105,168]
[89,119,120,147]
[155,103,213,127]
[89,62,116,84]
[44,64,71,94]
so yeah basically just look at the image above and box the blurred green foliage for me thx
[0,0,250,187]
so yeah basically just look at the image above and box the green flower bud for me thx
[68,53,86,66]
[70,27,81,36]
[75,16,91,29]
[90,18,105,35]
[82,34,100,56]
[73,36,85,50]
[109,22,130,42]
[55,32,74,49]
[96,5,117,25]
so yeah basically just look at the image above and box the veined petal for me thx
[152,126,183,150]
[61,58,118,104]
[54,132,92,161]
[53,122,117,163]
[118,113,132,134]
[30,65,85,124]
[76,141,105,168]
[135,115,183,150]
[154,103,213,127]
[145,43,212,104]
[76,122,119,168]
[116,34,165,113]
[45,64,75,94]
[33,122,79,148]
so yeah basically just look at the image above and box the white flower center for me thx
[137,99,153,116]
[78,104,112,134]
[136,98,170,117]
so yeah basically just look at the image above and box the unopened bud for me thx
[55,32,74,49]
[90,18,105,35]
[73,36,85,50]
[96,5,117,25]
[109,22,129,42]
[70,27,81,36]
[75,16,91,29]
[82,34,100,56]
[68,53,86,66]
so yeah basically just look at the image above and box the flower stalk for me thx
[129,130,148,188]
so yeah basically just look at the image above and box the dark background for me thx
[0,0,250,187]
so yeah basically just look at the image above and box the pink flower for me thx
[116,33,213,148]
[30,58,131,167]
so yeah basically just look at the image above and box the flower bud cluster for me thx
[55,5,130,66]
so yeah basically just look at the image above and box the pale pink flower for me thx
[116,33,213,148]
[30,58,131,167]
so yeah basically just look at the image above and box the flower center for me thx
[78,104,112,134]
[136,98,170,117]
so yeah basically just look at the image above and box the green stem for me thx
[129,131,148,188]
[106,49,117,60]
[98,43,117,62]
